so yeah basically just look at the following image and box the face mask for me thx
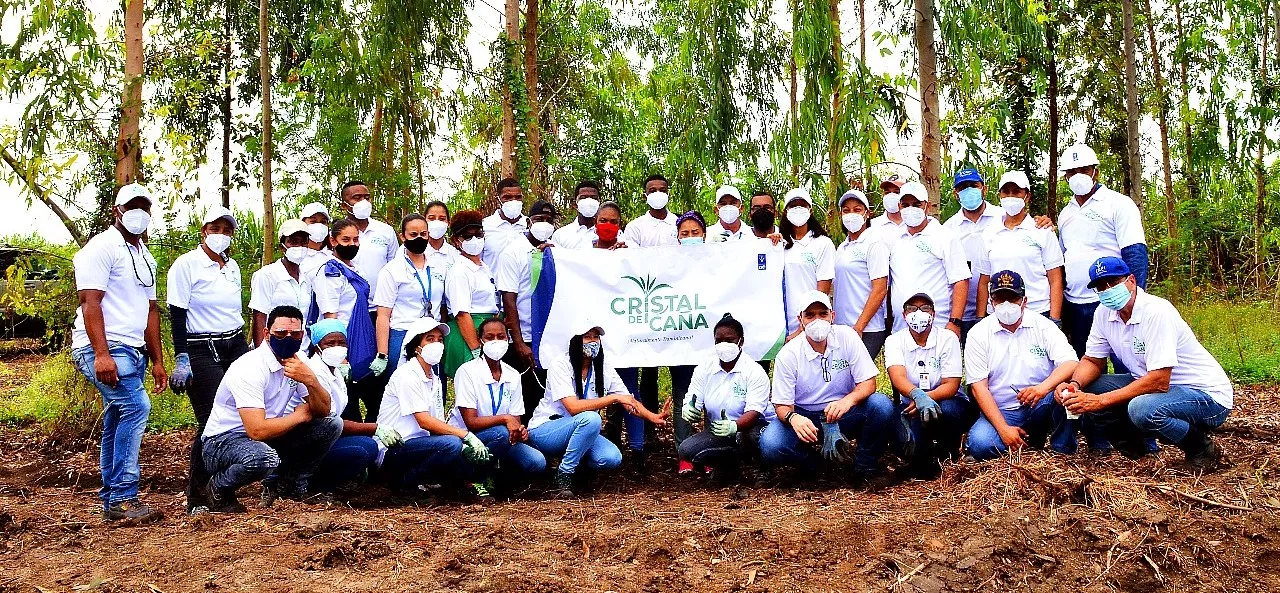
[121,209,151,235]
[1097,282,1132,310]
[268,334,302,360]
[715,342,741,363]
[882,193,900,214]
[351,199,373,220]
[482,339,509,361]
[905,310,933,333]
[501,199,524,219]
[786,206,811,227]
[426,219,448,240]
[320,346,348,368]
[284,246,310,264]
[1068,173,1095,196]
[646,191,669,211]
[204,233,232,254]
[958,187,985,211]
[841,213,866,234]
[718,204,741,225]
[417,341,445,365]
[1000,197,1026,217]
[900,206,926,227]
[334,243,359,261]
[307,223,328,243]
[404,237,430,254]
[803,318,832,342]
[461,236,485,256]
[993,301,1024,325]
[582,340,601,358]
[595,222,619,242]
[680,236,705,245]
[530,221,554,242]
[750,209,775,232]
[577,197,600,218]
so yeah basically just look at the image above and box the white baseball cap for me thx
[201,206,237,229]
[839,189,870,209]
[299,202,329,220]
[575,318,607,337]
[404,318,451,348]
[899,181,929,201]
[799,290,832,311]
[783,187,813,207]
[1059,144,1099,170]
[277,219,309,239]
[998,171,1031,190]
[716,185,743,203]
[115,183,153,206]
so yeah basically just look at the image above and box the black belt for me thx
[188,329,244,342]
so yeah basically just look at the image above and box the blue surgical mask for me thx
[680,236,705,245]
[582,341,601,358]
[958,187,985,211]
[1097,282,1132,310]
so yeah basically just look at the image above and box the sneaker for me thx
[260,481,282,508]
[202,479,247,514]
[103,499,163,524]
[187,505,211,517]
[549,472,576,499]
[1185,439,1223,471]
[677,460,695,475]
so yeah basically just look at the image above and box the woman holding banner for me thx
[779,188,836,339]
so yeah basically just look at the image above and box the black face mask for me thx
[404,237,430,254]
[268,335,302,360]
[334,244,360,261]
[750,209,775,232]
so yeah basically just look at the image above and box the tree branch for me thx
[1,146,88,247]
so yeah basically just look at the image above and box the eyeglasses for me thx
[127,246,155,288]
[269,329,305,339]
[819,355,831,383]
[904,304,935,314]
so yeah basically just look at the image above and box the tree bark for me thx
[828,0,843,204]
[1046,0,1059,218]
[115,0,144,187]
[524,0,544,198]
[1174,0,1197,202]
[500,0,519,179]
[914,0,942,212]
[1121,0,1143,207]
[789,54,799,179]
[221,0,233,208]
[858,0,866,64]
[259,0,274,264]
[2,148,87,246]
[1143,0,1175,243]
[1256,11,1270,288]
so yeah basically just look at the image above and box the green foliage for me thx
[0,235,78,347]
[1171,296,1280,383]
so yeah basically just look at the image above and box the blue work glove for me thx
[169,353,192,392]
[820,421,852,463]
[369,354,388,377]
[895,411,916,458]
[910,387,941,427]
[710,409,738,437]
[681,394,703,424]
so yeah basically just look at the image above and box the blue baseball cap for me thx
[989,270,1025,297]
[1087,256,1131,289]
[953,167,984,188]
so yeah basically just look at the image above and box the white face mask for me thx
[306,223,328,243]
[530,221,555,242]
[501,199,524,219]
[482,339,509,361]
[992,301,1024,326]
[426,219,448,240]
[320,346,348,368]
[715,341,741,363]
[646,191,669,211]
[786,206,811,227]
[717,204,741,225]
[461,236,485,256]
[577,197,600,218]
[204,233,232,254]
[905,310,933,333]
[1068,173,1095,196]
[351,199,373,220]
[1000,197,1026,217]
[417,341,445,366]
[882,193,900,214]
[284,246,310,264]
[803,318,832,342]
[121,209,151,235]
[900,206,926,227]
[841,212,866,234]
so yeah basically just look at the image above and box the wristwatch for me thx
[948,317,963,325]
[375,353,387,361]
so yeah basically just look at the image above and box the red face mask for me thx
[596,222,620,242]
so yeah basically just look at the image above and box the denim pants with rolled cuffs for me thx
[528,411,623,475]
[72,342,152,509]
[966,393,1070,461]
[759,393,895,475]
[203,416,343,494]
[1083,374,1230,455]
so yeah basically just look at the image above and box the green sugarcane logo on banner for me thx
[611,274,710,331]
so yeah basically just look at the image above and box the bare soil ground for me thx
[2,378,1279,592]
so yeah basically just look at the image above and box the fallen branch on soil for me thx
[886,560,928,589]
[1143,484,1253,511]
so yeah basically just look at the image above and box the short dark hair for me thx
[750,188,773,199]
[340,180,367,200]
[478,317,507,337]
[425,200,450,217]
[331,218,358,237]
[400,213,426,234]
[715,313,744,339]
[267,305,304,329]
[496,178,521,193]
[574,180,601,197]
[643,174,667,186]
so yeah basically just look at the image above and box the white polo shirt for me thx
[833,232,890,333]
[248,260,313,315]
[373,255,447,329]
[622,210,678,247]
[313,257,361,323]
[529,355,629,429]
[965,312,1077,410]
[202,345,311,438]
[974,217,1066,315]
[870,214,938,246]
[351,218,398,293]
[1057,185,1146,304]
[72,227,158,350]
[1085,289,1233,408]
[305,353,348,418]
[551,219,598,250]
[782,232,837,333]
[425,241,460,274]
[444,256,500,315]
[300,247,331,281]
[884,326,963,391]
[376,359,448,441]
[448,357,525,429]
[944,205,1003,320]
[707,221,750,242]
[887,220,971,332]
[481,211,528,270]
[496,241,539,341]
[688,353,774,422]
[771,325,879,412]
[166,247,244,334]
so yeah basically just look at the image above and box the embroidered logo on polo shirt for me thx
[370,236,389,246]
[803,252,817,267]
[1029,345,1049,358]
[849,245,867,261]
[830,358,850,371]
[732,382,748,397]
[1083,210,1105,223]
[1132,337,1146,355]
[1022,235,1042,249]
[915,240,934,256]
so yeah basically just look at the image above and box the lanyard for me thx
[581,368,595,398]
[486,382,506,416]
[405,256,432,317]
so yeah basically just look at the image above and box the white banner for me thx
[531,241,786,368]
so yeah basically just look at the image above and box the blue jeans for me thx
[72,343,152,508]
[382,434,467,488]
[312,435,380,492]
[890,391,977,462]
[604,367,646,451]
[759,393,895,475]
[203,416,342,494]
[967,394,1070,461]
[1084,374,1231,455]
[387,328,408,373]
[474,425,547,475]
[677,423,765,468]
[528,412,622,475]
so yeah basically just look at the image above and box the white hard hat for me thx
[1059,144,1099,170]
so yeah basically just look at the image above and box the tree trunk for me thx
[524,0,544,198]
[1121,0,1143,207]
[914,0,942,212]
[500,0,519,179]
[1256,12,1270,288]
[1046,0,1059,218]
[1143,0,1175,243]
[221,0,233,208]
[1175,0,1197,202]
[789,55,798,179]
[858,0,866,63]
[2,148,87,246]
[115,0,144,187]
[259,0,274,264]
[828,0,843,204]
[369,97,384,173]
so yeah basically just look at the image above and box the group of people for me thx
[70,143,1234,523]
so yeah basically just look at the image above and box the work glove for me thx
[681,394,703,424]
[710,409,738,437]
[369,354,388,377]
[471,347,483,361]
[169,353,192,392]
[910,388,941,427]
[337,363,351,381]
[462,432,491,464]
[820,421,852,463]
[373,426,404,448]
[895,411,916,458]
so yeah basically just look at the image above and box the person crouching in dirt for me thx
[759,291,894,487]
[964,270,1079,461]
[677,313,773,485]
[883,292,976,479]
[1054,257,1234,471]
[200,305,343,512]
